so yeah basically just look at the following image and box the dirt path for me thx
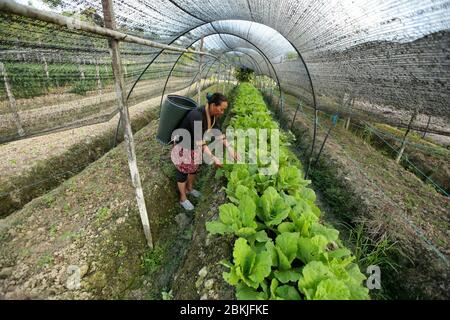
[0,83,233,300]
[0,120,179,299]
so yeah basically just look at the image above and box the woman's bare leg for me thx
[186,173,196,192]
[178,182,188,202]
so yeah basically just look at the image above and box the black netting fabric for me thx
[0,0,449,142]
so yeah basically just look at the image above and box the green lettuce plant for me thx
[206,83,370,300]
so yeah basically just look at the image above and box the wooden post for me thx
[396,110,418,164]
[291,101,302,131]
[345,98,354,130]
[227,67,232,92]
[0,62,25,137]
[221,67,225,93]
[102,0,153,249]
[123,63,128,77]
[280,93,284,115]
[95,60,102,92]
[216,63,221,90]
[42,54,50,80]
[78,58,85,80]
[197,37,204,106]
[422,115,431,139]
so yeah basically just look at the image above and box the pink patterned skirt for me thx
[171,143,202,174]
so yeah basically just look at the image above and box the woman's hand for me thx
[212,156,223,168]
[227,148,241,162]
[222,137,241,162]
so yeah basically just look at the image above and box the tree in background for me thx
[234,67,254,83]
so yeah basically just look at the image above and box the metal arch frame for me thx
[121,30,282,147]
[127,24,283,105]
[210,23,271,79]
[222,50,263,75]
[157,39,230,115]
[125,18,318,178]
[167,19,316,102]
[197,32,283,109]
[114,47,225,147]
[157,32,283,114]
[221,49,269,90]
[190,50,262,96]
[164,34,283,110]
[162,18,319,178]
[186,58,227,97]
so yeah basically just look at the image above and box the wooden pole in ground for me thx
[396,110,418,164]
[345,98,354,130]
[78,57,85,80]
[216,63,221,90]
[0,62,25,137]
[42,54,49,80]
[101,0,153,249]
[227,67,232,92]
[222,65,226,93]
[422,115,431,139]
[123,63,128,77]
[95,59,102,92]
[291,101,302,131]
[197,37,204,106]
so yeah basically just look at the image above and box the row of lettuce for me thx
[206,83,370,300]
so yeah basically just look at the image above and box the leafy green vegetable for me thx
[269,278,301,300]
[235,283,267,300]
[274,268,302,283]
[314,278,351,300]
[257,187,291,227]
[275,232,300,270]
[206,196,258,238]
[276,166,309,194]
[207,83,370,301]
[298,260,369,300]
[311,223,340,242]
[223,238,273,289]
[297,235,329,264]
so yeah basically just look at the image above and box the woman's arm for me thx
[201,143,223,167]
[220,135,240,161]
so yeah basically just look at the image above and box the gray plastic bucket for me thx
[156,95,198,144]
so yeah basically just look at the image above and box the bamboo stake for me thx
[396,110,418,164]
[345,98,354,130]
[42,54,49,80]
[216,63,221,90]
[422,115,431,139]
[78,58,85,80]
[197,37,204,106]
[102,0,153,249]
[0,62,25,137]
[95,60,102,92]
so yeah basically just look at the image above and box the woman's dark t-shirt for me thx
[176,106,220,149]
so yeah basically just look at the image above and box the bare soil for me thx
[0,80,215,218]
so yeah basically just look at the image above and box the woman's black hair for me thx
[206,92,228,105]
